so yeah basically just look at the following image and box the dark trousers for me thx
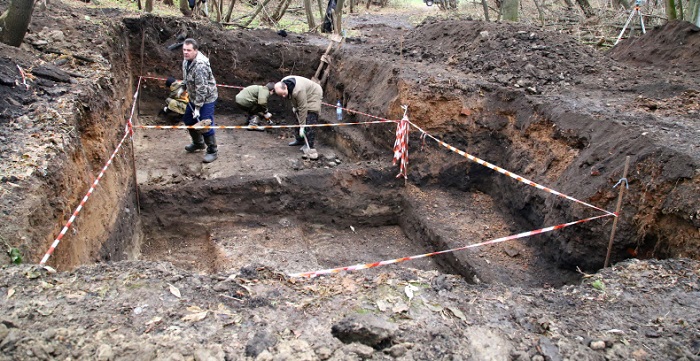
[295,112,318,148]
[183,101,216,137]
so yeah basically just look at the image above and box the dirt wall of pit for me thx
[325,51,699,271]
[3,21,143,269]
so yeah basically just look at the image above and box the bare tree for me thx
[575,0,594,17]
[225,0,237,22]
[0,0,34,47]
[501,0,519,20]
[692,0,700,26]
[665,0,678,19]
[335,0,345,33]
[272,0,292,21]
[180,0,193,16]
[244,0,273,26]
[481,0,491,21]
[145,0,154,12]
[304,0,317,29]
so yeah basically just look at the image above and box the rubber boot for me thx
[247,116,264,131]
[288,135,304,146]
[203,134,218,163]
[185,129,206,152]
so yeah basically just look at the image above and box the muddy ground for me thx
[1,0,699,359]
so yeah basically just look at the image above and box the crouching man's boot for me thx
[185,129,206,152]
[203,134,218,163]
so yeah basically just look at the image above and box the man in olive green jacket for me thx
[273,75,323,160]
[235,82,274,130]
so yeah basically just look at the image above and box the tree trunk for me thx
[243,0,273,26]
[532,0,544,26]
[691,0,700,25]
[318,0,324,17]
[180,0,193,16]
[335,0,344,33]
[0,0,34,47]
[481,0,490,21]
[575,0,595,17]
[137,0,142,10]
[145,0,153,12]
[561,0,574,8]
[350,0,354,13]
[665,0,677,19]
[211,0,221,21]
[501,0,518,21]
[304,0,317,30]
[225,0,236,22]
[273,0,291,21]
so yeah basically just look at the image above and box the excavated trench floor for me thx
[134,101,580,286]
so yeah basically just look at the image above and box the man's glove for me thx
[299,126,305,138]
[263,112,272,120]
[192,107,200,120]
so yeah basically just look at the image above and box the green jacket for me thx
[235,85,270,112]
[166,80,188,115]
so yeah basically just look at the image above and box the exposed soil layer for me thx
[0,1,699,360]
[1,259,699,360]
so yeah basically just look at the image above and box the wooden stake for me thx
[139,27,145,116]
[604,156,630,268]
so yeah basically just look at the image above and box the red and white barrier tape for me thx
[39,89,140,266]
[139,76,399,123]
[392,115,409,179]
[408,121,615,217]
[135,119,396,131]
[287,213,613,278]
[16,65,29,90]
[39,128,131,266]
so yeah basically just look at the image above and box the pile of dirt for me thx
[0,258,698,360]
[383,17,620,94]
[608,20,700,73]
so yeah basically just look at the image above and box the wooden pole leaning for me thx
[604,156,631,268]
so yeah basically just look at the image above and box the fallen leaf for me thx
[6,288,15,300]
[424,302,444,313]
[376,299,390,312]
[146,316,163,325]
[168,283,181,298]
[447,306,466,321]
[392,301,409,313]
[182,311,208,322]
[186,305,205,313]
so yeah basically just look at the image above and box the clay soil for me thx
[1,1,699,360]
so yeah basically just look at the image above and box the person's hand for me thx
[192,107,200,120]
[299,126,305,138]
[264,112,272,120]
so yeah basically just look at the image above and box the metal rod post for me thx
[615,8,637,45]
[604,156,631,268]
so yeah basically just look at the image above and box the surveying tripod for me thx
[615,0,646,45]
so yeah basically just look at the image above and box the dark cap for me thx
[166,77,176,88]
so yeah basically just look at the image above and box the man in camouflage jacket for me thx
[182,38,219,163]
